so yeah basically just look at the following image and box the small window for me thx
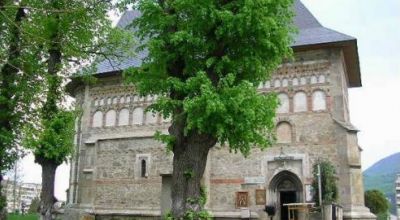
[105,110,117,127]
[318,75,326,83]
[292,78,299,86]
[92,111,103,128]
[132,108,144,125]
[118,108,130,126]
[310,75,318,84]
[141,160,147,178]
[112,97,118,104]
[274,79,281,88]
[312,90,327,111]
[282,78,289,87]
[300,77,307,85]
[293,92,307,112]
[277,93,290,114]
[264,81,271,88]
[277,122,293,144]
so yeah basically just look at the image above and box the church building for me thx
[65,1,375,219]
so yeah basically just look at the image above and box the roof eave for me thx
[292,39,362,88]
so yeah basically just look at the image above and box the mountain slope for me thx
[363,152,400,215]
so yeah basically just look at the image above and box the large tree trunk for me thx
[170,119,217,218]
[38,159,58,220]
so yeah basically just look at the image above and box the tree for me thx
[0,0,134,219]
[0,1,43,215]
[312,160,338,206]
[28,197,40,214]
[364,190,389,217]
[124,0,295,218]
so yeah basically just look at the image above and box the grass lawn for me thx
[8,213,39,220]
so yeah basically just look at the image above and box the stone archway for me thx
[268,171,303,220]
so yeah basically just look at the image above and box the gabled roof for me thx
[91,0,361,87]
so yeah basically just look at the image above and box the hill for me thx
[363,152,400,215]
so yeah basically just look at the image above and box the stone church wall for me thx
[65,48,371,220]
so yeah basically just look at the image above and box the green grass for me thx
[7,213,39,220]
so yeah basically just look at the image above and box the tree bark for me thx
[169,119,217,218]
[38,159,58,220]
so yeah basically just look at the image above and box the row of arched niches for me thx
[90,74,329,128]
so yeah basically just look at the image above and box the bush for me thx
[364,189,389,215]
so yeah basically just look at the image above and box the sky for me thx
[10,0,400,201]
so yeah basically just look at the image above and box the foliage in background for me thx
[28,197,40,214]
[364,189,390,216]
[312,160,338,206]
[363,152,400,214]
[24,110,76,166]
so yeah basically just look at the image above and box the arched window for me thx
[132,107,144,125]
[141,159,147,177]
[274,79,281,88]
[300,77,307,85]
[310,75,318,84]
[264,81,271,89]
[99,98,104,106]
[92,111,103,128]
[146,111,158,124]
[282,78,289,87]
[258,82,263,89]
[107,97,112,105]
[118,108,130,126]
[112,97,118,104]
[318,75,326,83]
[276,122,292,144]
[293,91,307,112]
[312,90,327,111]
[292,78,299,86]
[120,96,125,104]
[93,99,98,106]
[126,96,131,103]
[277,93,290,114]
[105,110,116,127]
[146,95,153,102]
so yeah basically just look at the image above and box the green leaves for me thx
[364,190,390,215]
[126,0,295,155]
[24,110,76,165]
[312,160,338,206]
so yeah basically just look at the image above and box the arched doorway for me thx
[268,171,303,220]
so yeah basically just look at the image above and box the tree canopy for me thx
[124,0,295,217]
[364,189,389,215]
[312,160,338,206]
[125,0,295,155]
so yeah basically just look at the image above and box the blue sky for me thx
[14,0,400,201]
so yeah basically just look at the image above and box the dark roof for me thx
[92,0,361,87]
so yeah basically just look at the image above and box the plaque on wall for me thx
[255,189,266,205]
[235,192,249,208]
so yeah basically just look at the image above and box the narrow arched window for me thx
[310,75,318,84]
[318,75,326,83]
[312,90,327,111]
[92,111,103,128]
[277,122,293,144]
[132,107,144,125]
[141,159,147,177]
[118,108,130,126]
[292,78,299,86]
[277,93,289,114]
[274,79,281,88]
[105,110,117,127]
[282,78,289,87]
[293,91,307,112]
